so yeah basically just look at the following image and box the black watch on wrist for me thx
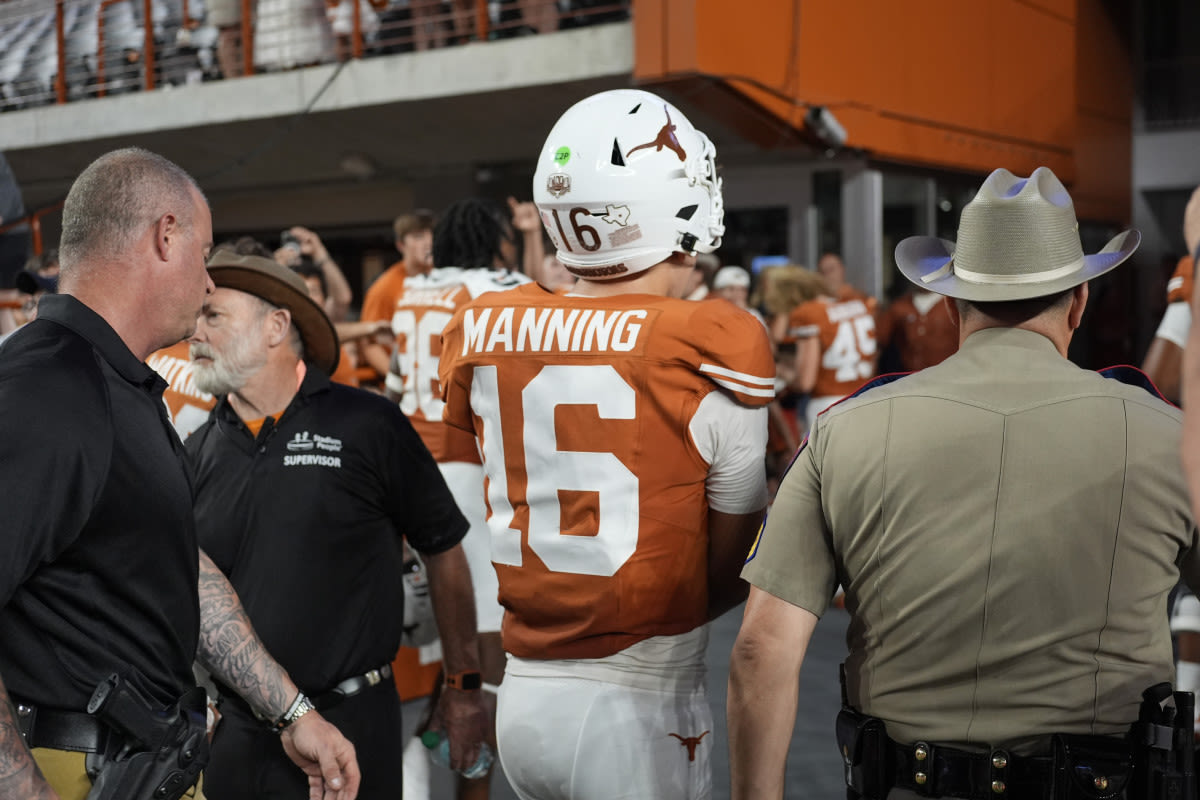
[444,671,482,691]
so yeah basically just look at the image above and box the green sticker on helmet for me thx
[554,146,571,166]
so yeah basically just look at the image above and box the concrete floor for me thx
[406,607,850,800]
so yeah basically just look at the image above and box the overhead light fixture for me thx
[339,152,377,180]
[804,106,847,150]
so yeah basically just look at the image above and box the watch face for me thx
[449,672,482,690]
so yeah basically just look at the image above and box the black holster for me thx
[1127,683,1196,800]
[83,672,210,800]
[835,705,891,800]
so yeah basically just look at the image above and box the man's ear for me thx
[155,212,179,262]
[1067,283,1089,331]
[265,307,292,347]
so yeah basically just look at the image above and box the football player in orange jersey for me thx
[439,89,775,800]
[787,283,878,431]
[385,196,531,798]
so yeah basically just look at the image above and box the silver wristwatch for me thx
[274,692,315,733]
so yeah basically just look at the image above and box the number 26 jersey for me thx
[440,285,776,660]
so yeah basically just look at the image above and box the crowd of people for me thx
[1,85,1199,800]
[0,0,630,107]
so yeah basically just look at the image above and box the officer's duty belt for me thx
[12,701,111,753]
[892,739,1054,799]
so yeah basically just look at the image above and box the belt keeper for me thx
[990,749,1010,794]
[913,741,933,795]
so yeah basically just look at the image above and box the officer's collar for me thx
[36,294,166,394]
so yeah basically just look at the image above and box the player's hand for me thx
[428,686,489,771]
[280,710,360,800]
[507,197,541,234]
[1184,185,1200,259]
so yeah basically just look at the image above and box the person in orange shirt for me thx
[439,89,774,800]
[360,210,437,380]
[817,251,868,302]
[787,285,878,430]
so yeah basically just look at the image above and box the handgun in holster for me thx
[834,664,891,800]
[83,672,209,800]
[1127,683,1196,800]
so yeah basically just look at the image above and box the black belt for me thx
[12,700,111,753]
[311,663,393,712]
[891,739,1054,799]
[218,662,394,721]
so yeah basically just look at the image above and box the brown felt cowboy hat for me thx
[205,251,340,375]
[895,167,1140,302]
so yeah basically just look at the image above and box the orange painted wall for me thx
[634,0,1131,222]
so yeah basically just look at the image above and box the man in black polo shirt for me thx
[0,148,359,800]
[186,250,488,799]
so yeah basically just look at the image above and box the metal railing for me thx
[0,0,629,111]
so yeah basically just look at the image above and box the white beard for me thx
[190,332,268,396]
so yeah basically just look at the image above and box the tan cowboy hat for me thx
[895,167,1140,302]
[205,251,340,375]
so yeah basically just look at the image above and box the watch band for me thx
[444,671,483,691]
[274,692,315,733]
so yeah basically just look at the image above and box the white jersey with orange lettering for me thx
[384,265,528,634]
[148,341,216,441]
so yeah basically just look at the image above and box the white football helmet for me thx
[532,89,724,280]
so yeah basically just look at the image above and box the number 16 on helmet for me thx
[532,89,725,282]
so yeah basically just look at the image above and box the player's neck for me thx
[570,260,682,299]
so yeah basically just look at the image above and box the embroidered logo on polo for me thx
[283,431,344,468]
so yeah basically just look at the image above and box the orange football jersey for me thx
[147,341,216,440]
[788,296,878,397]
[386,267,528,463]
[1167,255,1193,305]
[439,283,776,660]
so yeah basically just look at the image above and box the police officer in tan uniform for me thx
[728,166,1200,800]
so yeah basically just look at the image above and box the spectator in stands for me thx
[514,0,558,35]
[360,208,436,379]
[273,225,353,321]
[255,0,335,71]
[208,0,243,78]
[328,0,384,61]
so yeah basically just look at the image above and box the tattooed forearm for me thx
[195,549,296,720]
[0,674,55,799]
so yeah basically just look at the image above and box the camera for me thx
[280,230,302,252]
[804,106,847,150]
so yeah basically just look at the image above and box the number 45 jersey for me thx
[440,284,776,660]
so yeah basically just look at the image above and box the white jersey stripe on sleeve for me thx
[706,376,776,398]
[698,363,775,387]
